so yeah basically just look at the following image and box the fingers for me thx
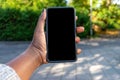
[35,9,46,33]
[75,36,80,43]
[75,26,84,43]
[75,25,84,55]
[76,16,84,33]
[76,48,82,54]
[75,35,82,55]
[76,26,84,33]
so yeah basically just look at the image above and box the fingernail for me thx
[41,9,44,14]
[42,9,45,13]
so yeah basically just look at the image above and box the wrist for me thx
[27,44,43,67]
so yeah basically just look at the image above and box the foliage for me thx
[69,0,90,38]
[92,0,120,30]
[0,0,66,40]
[0,0,120,40]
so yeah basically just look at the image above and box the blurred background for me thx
[0,0,120,41]
[0,1,120,80]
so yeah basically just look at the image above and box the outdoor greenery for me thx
[69,0,91,38]
[92,0,120,30]
[0,0,120,40]
[0,0,66,40]
[69,0,120,37]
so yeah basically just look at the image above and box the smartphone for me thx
[46,7,76,62]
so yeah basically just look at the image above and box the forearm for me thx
[6,45,42,80]
[6,10,47,80]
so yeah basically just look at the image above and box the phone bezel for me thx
[46,7,77,63]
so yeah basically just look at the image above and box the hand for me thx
[30,9,84,64]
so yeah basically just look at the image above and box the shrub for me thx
[0,8,39,40]
[76,11,90,38]
[0,0,67,40]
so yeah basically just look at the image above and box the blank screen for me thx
[46,7,76,62]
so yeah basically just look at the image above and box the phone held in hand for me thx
[46,7,76,63]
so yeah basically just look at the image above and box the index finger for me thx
[76,27,84,33]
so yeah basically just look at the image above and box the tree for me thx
[0,0,67,40]
[92,0,120,29]
[69,0,91,38]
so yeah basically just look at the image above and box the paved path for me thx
[0,38,120,80]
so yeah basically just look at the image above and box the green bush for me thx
[69,0,91,38]
[0,0,67,41]
[0,0,91,40]
[92,1,120,30]
[0,8,39,40]
[76,11,90,38]
[0,0,120,40]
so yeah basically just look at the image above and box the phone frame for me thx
[46,7,77,63]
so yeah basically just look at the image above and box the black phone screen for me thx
[46,7,76,62]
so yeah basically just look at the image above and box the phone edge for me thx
[46,7,77,63]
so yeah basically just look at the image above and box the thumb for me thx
[35,9,46,33]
